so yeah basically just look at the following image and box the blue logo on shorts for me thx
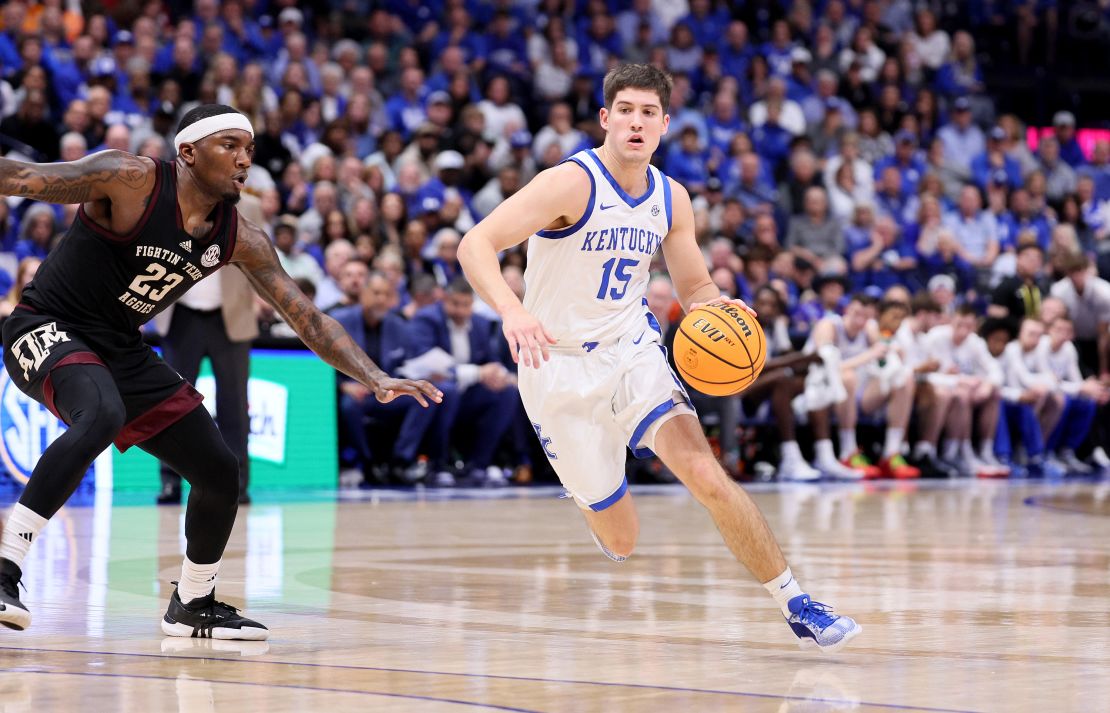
[532,422,557,460]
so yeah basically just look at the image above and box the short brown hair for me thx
[1061,251,1091,275]
[910,293,941,315]
[603,64,673,110]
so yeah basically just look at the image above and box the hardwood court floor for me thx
[1,479,1108,713]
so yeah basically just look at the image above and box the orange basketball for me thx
[672,303,766,396]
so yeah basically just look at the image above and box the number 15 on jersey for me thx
[596,258,639,301]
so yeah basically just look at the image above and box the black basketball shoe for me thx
[161,584,269,640]
[0,559,31,630]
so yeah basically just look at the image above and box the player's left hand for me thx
[371,377,444,407]
[690,296,757,318]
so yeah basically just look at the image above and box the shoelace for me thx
[794,599,838,630]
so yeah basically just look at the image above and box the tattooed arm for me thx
[0,150,154,205]
[231,216,442,406]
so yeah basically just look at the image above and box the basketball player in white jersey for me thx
[894,294,961,478]
[922,305,1009,476]
[458,64,860,652]
[996,318,1065,474]
[1039,316,1107,471]
[804,294,920,479]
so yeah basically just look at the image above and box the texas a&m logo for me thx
[11,322,71,381]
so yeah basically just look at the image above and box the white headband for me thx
[173,113,254,152]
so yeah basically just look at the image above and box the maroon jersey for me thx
[21,159,238,333]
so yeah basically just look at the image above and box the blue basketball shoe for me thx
[786,594,862,652]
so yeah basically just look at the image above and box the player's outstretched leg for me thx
[0,364,127,630]
[138,406,267,640]
[653,414,862,652]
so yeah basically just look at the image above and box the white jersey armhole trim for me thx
[535,156,595,239]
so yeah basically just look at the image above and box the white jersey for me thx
[1039,336,1084,395]
[523,148,673,348]
[999,341,1056,400]
[923,325,1004,387]
[803,314,872,359]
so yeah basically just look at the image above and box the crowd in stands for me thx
[2,0,1110,487]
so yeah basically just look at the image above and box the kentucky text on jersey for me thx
[579,227,664,255]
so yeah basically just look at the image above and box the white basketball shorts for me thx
[518,327,694,511]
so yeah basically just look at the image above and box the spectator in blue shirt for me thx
[762,19,797,77]
[1051,111,1086,168]
[751,103,794,173]
[719,20,754,80]
[679,0,732,49]
[484,11,529,82]
[936,96,985,173]
[874,130,926,197]
[1002,188,1052,250]
[970,126,1023,191]
[1078,139,1110,200]
[666,126,710,194]
[944,185,1000,268]
[385,66,429,139]
[848,215,919,292]
[934,30,985,99]
[874,165,915,228]
[731,151,779,214]
[705,91,746,157]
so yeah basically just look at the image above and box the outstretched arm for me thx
[232,217,442,406]
[0,150,153,204]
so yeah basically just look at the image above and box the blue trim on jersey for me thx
[589,477,629,512]
[628,398,680,459]
[586,149,655,208]
[536,157,595,239]
[661,172,673,233]
[642,297,662,335]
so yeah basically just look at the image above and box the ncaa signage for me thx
[194,376,288,464]
[0,371,105,486]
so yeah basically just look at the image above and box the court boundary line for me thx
[0,645,981,713]
[7,668,545,712]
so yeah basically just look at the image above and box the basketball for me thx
[672,302,766,396]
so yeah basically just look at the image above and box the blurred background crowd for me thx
[3,0,1110,489]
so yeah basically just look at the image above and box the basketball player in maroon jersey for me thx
[0,105,441,638]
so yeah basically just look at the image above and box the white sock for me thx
[764,567,805,617]
[839,429,858,457]
[960,439,978,463]
[943,439,961,462]
[781,440,804,463]
[814,439,837,466]
[913,441,936,459]
[979,442,997,463]
[177,556,221,603]
[0,504,48,570]
[883,427,905,459]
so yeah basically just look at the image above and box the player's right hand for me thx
[502,305,556,369]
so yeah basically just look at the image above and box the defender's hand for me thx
[371,378,443,407]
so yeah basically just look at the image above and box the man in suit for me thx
[153,193,262,505]
[332,272,440,484]
[409,277,518,485]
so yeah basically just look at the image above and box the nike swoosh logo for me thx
[599,203,617,210]
[632,331,646,345]
[780,576,794,590]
